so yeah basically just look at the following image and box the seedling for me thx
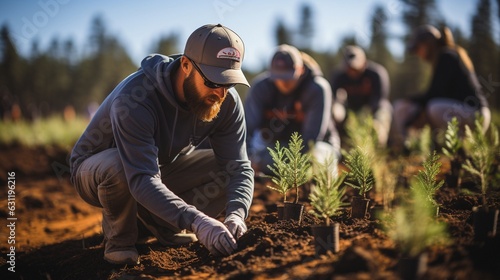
[462,116,499,209]
[309,156,348,226]
[442,117,462,159]
[343,146,375,199]
[382,187,449,258]
[267,132,311,204]
[441,117,463,187]
[406,125,432,157]
[345,110,378,157]
[412,151,444,208]
[266,141,293,203]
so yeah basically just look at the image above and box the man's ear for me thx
[180,56,192,75]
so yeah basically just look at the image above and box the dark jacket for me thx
[415,48,488,109]
[330,61,390,113]
[244,60,335,153]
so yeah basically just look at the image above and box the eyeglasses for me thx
[186,57,235,89]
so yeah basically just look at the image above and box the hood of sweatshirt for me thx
[140,53,188,112]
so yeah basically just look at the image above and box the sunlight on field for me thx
[0,116,89,148]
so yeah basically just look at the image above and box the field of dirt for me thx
[0,144,499,280]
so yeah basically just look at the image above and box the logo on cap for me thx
[217,47,241,62]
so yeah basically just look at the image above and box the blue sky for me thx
[0,0,498,72]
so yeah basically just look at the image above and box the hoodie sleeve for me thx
[109,96,201,230]
[210,91,255,219]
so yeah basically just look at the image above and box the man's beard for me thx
[183,73,225,122]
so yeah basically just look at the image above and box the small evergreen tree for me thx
[442,117,462,159]
[412,151,444,208]
[267,132,312,204]
[267,141,293,203]
[343,146,375,199]
[383,187,449,257]
[462,116,499,208]
[309,156,347,226]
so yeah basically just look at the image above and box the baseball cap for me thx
[269,44,304,80]
[407,24,441,53]
[343,45,366,71]
[184,24,249,87]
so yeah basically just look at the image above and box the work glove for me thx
[224,213,247,239]
[191,213,237,256]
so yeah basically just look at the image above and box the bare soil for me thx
[0,144,499,280]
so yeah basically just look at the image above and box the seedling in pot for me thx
[462,116,499,241]
[309,156,347,226]
[343,146,375,218]
[462,116,498,209]
[267,132,311,222]
[411,151,444,216]
[381,187,449,279]
[309,155,347,255]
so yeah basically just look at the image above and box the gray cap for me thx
[407,24,441,53]
[343,45,366,70]
[269,44,303,80]
[184,24,249,87]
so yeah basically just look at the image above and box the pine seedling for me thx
[442,117,462,159]
[343,146,375,199]
[267,132,312,204]
[345,110,378,157]
[309,156,348,226]
[412,151,444,207]
[405,125,432,156]
[267,141,293,203]
[383,187,449,257]
[462,116,498,208]
[285,132,312,203]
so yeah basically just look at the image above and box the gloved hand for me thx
[224,213,247,239]
[191,213,237,256]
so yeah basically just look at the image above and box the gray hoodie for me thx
[70,54,254,230]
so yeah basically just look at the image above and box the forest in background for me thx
[1,0,499,120]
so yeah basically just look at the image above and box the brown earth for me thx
[0,144,499,280]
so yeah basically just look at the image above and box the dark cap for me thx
[343,45,366,70]
[269,44,303,80]
[407,24,441,53]
[184,24,249,87]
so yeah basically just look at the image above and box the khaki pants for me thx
[72,148,226,253]
[391,98,491,148]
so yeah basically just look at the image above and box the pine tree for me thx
[275,19,292,46]
[296,4,314,51]
[469,0,498,109]
[469,0,496,75]
[368,5,395,74]
[395,0,440,99]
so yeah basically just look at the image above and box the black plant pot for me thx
[472,206,499,242]
[312,223,339,256]
[351,197,370,219]
[276,204,284,220]
[397,253,428,280]
[283,202,304,223]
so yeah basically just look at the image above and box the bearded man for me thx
[69,24,254,265]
